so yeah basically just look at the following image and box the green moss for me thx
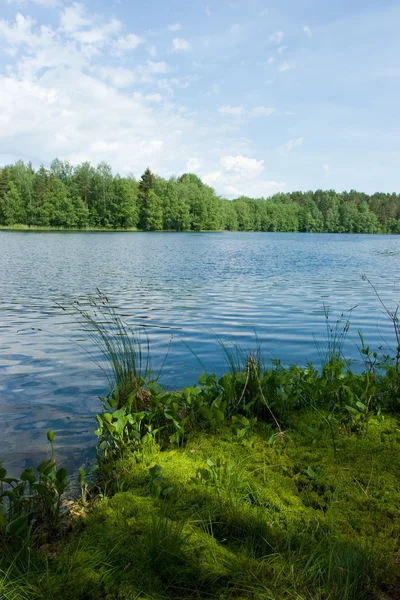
[3,413,400,599]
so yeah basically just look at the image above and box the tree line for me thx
[0,159,399,233]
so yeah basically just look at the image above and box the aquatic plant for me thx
[0,431,68,545]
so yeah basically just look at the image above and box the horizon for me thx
[0,0,399,198]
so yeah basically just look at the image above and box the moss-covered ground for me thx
[8,411,399,600]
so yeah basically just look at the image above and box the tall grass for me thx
[66,291,152,406]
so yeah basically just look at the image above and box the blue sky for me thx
[0,0,399,197]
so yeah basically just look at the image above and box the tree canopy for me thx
[0,159,399,233]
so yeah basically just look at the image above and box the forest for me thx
[0,159,399,233]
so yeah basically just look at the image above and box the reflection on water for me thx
[0,231,399,473]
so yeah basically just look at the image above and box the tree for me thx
[0,157,398,233]
[138,168,156,230]
[112,177,138,228]
[74,162,94,209]
[234,198,253,231]
[143,190,163,230]
[0,167,11,200]
[162,179,190,231]
[0,182,24,225]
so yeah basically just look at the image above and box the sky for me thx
[0,0,399,198]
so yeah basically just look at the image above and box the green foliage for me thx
[1,294,400,598]
[1,159,400,231]
[0,432,68,544]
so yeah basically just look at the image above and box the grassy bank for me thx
[0,224,140,232]
[1,295,400,599]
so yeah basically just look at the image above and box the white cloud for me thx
[171,37,191,52]
[90,140,119,153]
[93,66,135,88]
[303,26,312,36]
[114,33,145,51]
[97,61,169,86]
[204,155,285,198]
[267,56,275,64]
[60,3,90,33]
[218,105,245,116]
[220,155,265,178]
[186,157,201,171]
[230,24,242,34]
[280,61,296,72]
[205,6,212,16]
[277,45,286,54]
[270,30,284,44]
[0,8,191,178]
[281,137,303,152]
[323,164,330,173]
[72,19,121,45]
[168,23,182,32]
[0,13,41,47]
[146,93,163,102]
[132,61,170,82]
[252,106,275,116]
[0,3,288,198]
[132,91,163,102]
[157,75,195,96]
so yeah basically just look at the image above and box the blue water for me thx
[1,231,399,472]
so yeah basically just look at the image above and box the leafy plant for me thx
[0,431,68,543]
[149,465,174,498]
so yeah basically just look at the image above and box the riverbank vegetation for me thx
[1,290,400,599]
[1,159,400,233]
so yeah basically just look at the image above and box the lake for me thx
[1,231,399,473]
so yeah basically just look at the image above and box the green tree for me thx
[0,182,24,225]
[233,198,253,230]
[138,168,156,230]
[143,190,163,230]
[112,177,138,228]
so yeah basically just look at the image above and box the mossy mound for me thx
[14,413,400,599]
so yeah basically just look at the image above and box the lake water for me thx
[1,231,399,473]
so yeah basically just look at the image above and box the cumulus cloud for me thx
[220,155,265,178]
[172,37,191,51]
[303,26,312,36]
[0,4,285,198]
[281,137,303,152]
[204,155,285,198]
[270,30,284,44]
[60,3,91,33]
[157,76,194,96]
[218,105,245,116]
[114,33,145,51]
[93,66,135,88]
[0,9,198,178]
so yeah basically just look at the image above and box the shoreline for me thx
[1,297,400,599]
[1,224,399,234]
